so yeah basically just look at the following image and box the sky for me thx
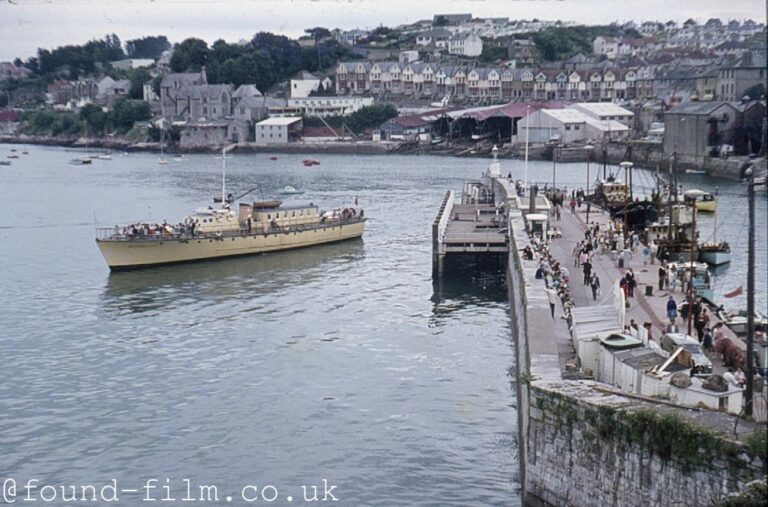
[0,0,763,62]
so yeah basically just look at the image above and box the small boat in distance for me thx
[279,185,304,195]
[269,156,278,161]
[70,157,93,165]
[303,159,320,167]
[0,160,11,166]
[97,151,112,160]
[173,154,185,162]
[693,191,716,212]
[685,169,706,175]
[7,154,19,159]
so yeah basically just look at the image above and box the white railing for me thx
[433,190,454,252]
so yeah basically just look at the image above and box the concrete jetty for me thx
[435,169,766,506]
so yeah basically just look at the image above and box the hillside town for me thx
[1,14,766,174]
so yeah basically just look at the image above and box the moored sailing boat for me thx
[698,192,730,265]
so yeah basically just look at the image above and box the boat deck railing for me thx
[96,216,366,242]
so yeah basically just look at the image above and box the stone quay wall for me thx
[499,177,765,506]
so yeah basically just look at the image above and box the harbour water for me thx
[0,145,764,505]
[1,146,517,506]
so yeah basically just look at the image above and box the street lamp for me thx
[584,144,594,194]
[683,189,707,337]
[619,161,633,233]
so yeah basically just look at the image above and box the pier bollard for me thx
[645,285,654,297]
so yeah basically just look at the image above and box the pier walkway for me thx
[543,199,766,425]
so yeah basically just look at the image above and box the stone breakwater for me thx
[497,177,765,506]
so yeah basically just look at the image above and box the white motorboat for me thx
[717,309,768,335]
[279,185,304,195]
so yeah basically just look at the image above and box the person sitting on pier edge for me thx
[666,295,678,322]
[521,245,534,260]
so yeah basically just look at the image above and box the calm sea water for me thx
[0,146,518,506]
[0,145,764,506]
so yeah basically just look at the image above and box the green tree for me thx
[170,38,210,72]
[480,44,507,63]
[345,104,399,133]
[79,103,111,134]
[305,27,331,69]
[125,36,170,59]
[125,67,153,99]
[111,98,151,133]
[743,83,765,100]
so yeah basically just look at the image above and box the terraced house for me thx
[333,56,748,105]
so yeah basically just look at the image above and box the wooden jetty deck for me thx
[432,187,509,274]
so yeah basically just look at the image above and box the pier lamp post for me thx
[619,161,633,233]
[683,189,706,337]
[584,144,594,194]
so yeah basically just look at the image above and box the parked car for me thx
[660,333,713,376]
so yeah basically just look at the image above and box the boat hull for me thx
[700,249,731,265]
[96,220,366,270]
[695,201,716,212]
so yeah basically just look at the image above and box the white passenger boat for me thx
[95,148,366,270]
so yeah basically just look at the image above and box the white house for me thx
[448,32,483,57]
[254,117,303,144]
[110,58,155,71]
[519,109,589,144]
[592,36,630,60]
[569,102,635,127]
[287,96,373,117]
[290,71,321,98]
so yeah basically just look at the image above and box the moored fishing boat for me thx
[95,148,366,270]
[699,242,731,265]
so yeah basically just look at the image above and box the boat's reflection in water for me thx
[101,239,365,316]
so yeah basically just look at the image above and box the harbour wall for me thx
[497,177,766,506]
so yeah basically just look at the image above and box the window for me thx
[565,125,571,131]
[574,125,580,130]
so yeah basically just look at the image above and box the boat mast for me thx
[524,104,529,192]
[221,147,226,205]
[745,167,756,417]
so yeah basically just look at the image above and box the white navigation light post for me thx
[584,144,594,194]
[524,104,530,193]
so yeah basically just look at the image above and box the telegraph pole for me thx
[744,167,756,417]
